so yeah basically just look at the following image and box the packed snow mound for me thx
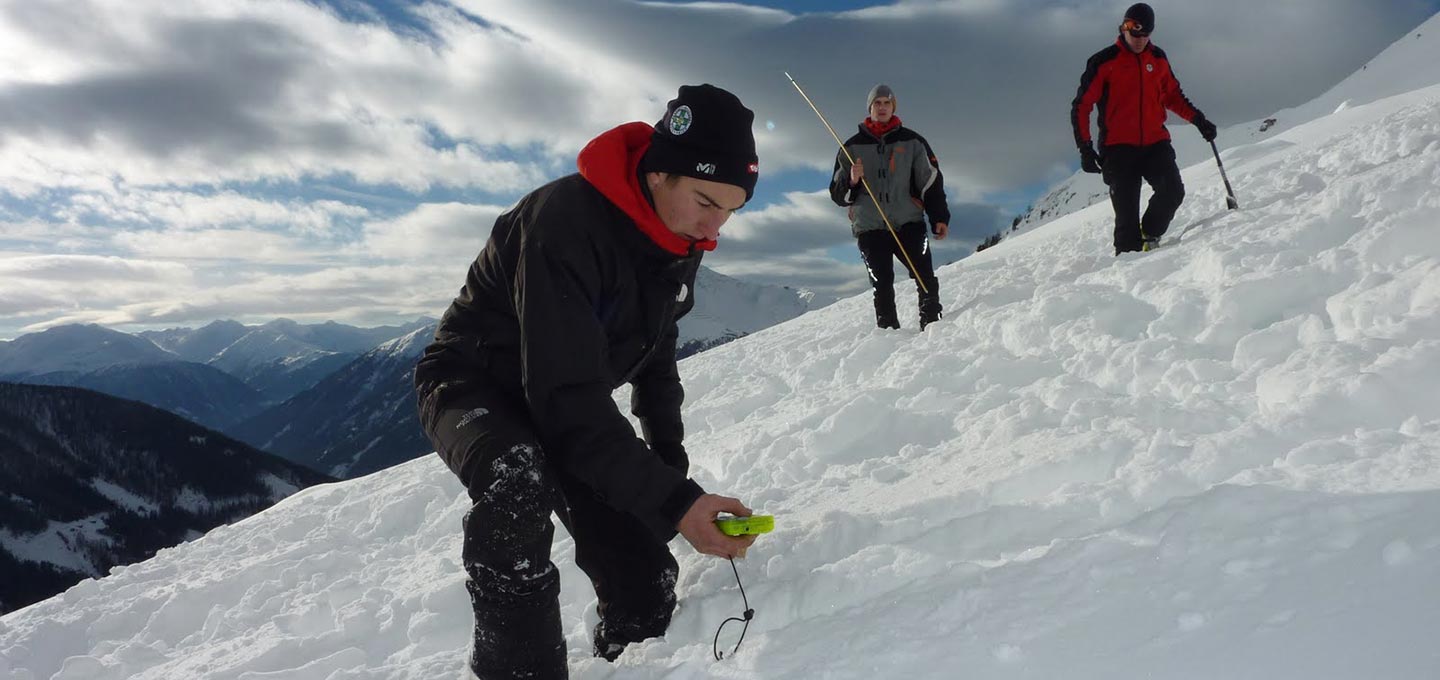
[4,77,1440,680]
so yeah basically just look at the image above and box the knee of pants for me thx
[1157,178,1185,206]
[461,445,557,577]
[464,444,554,516]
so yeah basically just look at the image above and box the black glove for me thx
[1194,116,1218,142]
[1079,144,1103,174]
[651,441,689,474]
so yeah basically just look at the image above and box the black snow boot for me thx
[466,570,567,680]
[919,310,941,330]
[918,293,943,330]
[874,291,900,329]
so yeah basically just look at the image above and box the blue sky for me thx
[1,0,1436,339]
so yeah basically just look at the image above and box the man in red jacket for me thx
[415,84,759,679]
[1071,3,1218,254]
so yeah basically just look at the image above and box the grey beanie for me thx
[866,84,896,111]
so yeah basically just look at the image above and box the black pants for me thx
[418,380,681,679]
[1103,141,1185,254]
[857,221,940,328]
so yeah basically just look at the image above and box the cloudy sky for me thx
[2,0,1436,339]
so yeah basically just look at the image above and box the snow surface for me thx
[87,479,159,516]
[5,41,1440,680]
[0,517,109,578]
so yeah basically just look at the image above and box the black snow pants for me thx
[417,380,682,679]
[857,220,941,328]
[1103,140,1186,254]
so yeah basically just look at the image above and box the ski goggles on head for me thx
[1120,18,1150,37]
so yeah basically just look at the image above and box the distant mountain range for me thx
[0,324,174,377]
[0,382,333,615]
[236,266,830,478]
[3,267,831,485]
[19,361,265,431]
[234,325,435,479]
[142,318,435,402]
[0,319,437,432]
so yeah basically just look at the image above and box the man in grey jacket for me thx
[829,84,949,330]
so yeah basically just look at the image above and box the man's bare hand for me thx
[677,493,758,559]
[934,222,949,240]
[849,158,864,186]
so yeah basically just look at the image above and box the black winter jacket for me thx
[415,122,708,539]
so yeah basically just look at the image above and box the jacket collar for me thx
[576,122,717,256]
[1115,36,1153,55]
[860,115,903,140]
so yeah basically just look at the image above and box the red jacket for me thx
[1071,38,1201,149]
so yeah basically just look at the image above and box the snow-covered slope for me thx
[680,267,831,356]
[1014,12,1440,235]
[5,46,1440,680]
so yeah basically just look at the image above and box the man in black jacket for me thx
[415,84,760,679]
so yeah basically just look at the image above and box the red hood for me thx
[576,122,717,256]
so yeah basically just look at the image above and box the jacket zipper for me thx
[1135,51,1146,146]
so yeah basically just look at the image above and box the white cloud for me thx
[453,0,1435,190]
[0,254,196,325]
[0,254,191,282]
[2,0,1430,195]
[109,228,334,263]
[6,259,457,335]
[1,0,1434,338]
[0,1,566,193]
[60,189,370,235]
[356,201,507,263]
[721,190,850,255]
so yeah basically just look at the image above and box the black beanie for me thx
[1124,3,1155,33]
[643,84,760,201]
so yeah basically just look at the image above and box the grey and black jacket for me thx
[829,122,950,236]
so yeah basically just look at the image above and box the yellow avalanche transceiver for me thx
[714,515,774,536]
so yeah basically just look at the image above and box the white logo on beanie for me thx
[696,162,716,175]
[669,105,693,135]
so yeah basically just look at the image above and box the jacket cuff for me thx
[647,478,705,540]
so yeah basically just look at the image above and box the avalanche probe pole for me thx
[1211,140,1240,210]
[784,72,928,294]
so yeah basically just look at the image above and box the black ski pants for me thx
[857,221,941,328]
[417,380,681,680]
[1103,140,1185,254]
